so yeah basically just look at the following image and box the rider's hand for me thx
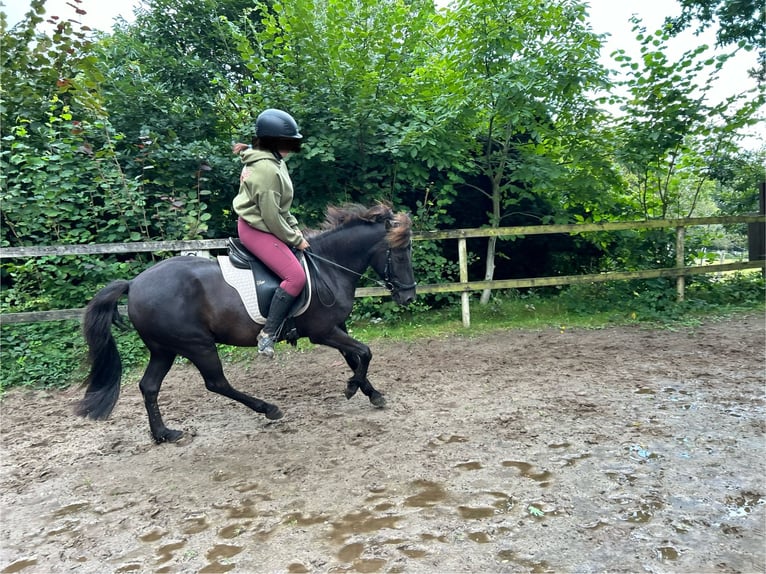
[297,239,310,251]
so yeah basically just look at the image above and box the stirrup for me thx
[258,331,276,358]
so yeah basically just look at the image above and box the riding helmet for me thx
[255,109,303,140]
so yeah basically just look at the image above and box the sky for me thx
[3,0,762,145]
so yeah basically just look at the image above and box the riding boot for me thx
[258,287,296,358]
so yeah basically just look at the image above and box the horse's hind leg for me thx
[189,345,283,421]
[139,350,184,443]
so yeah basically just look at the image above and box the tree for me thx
[403,0,612,303]
[613,17,764,219]
[219,0,439,220]
[665,0,766,81]
[91,0,265,239]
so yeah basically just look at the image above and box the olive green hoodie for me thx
[232,149,303,247]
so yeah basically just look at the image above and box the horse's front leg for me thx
[336,323,362,400]
[312,325,385,408]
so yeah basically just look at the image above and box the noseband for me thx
[382,247,417,295]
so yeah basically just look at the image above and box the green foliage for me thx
[612,17,765,219]
[0,320,148,393]
[665,0,766,81]
[686,271,765,306]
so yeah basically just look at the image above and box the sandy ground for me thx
[1,314,764,574]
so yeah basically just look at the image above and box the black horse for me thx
[75,203,417,443]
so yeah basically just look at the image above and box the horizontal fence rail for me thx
[1,215,764,326]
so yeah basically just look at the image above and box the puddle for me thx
[604,469,638,485]
[547,442,571,449]
[338,542,364,562]
[52,502,89,517]
[489,492,515,512]
[725,492,764,517]
[457,506,495,519]
[46,520,80,538]
[398,546,428,558]
[467,531,491,543]
[114,564,142,573]
[579,518,608,530]
[352,558,387,572]
[436,434,468,448]
[657,545,679,561]
[626,444,661,461]
[139,528,166,542]
[182,512,209,534]
[420,533,449,543]
[634,387,656,395]
[329,510,401,544]
[206,544,243,560]
[283,512,328,526]
[218,523,249,539]
[663,386,690,395]
[623,498,665,523]
[287,563,311,573]
[233,482,261,493]
[156,541,186,564]
[0,559,38,574]
[212,469,237,482]
[220,502,259,519]
[560,453,592,466]
[502,461,552,484]
[404,480,447,508]
[199,562,234,573]
[455,461,483,471]
[496,550,553,572]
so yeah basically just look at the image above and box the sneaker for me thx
[258,331,275,358]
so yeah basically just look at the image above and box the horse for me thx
[75,203,417,443]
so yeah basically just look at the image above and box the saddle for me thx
[226,238,310,335]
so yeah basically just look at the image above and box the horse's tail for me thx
[74,280,131,420]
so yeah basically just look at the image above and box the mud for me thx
[1,314,764,573]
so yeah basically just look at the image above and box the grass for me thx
[341,284,765,344]
[2,274,763,392]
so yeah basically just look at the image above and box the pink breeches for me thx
[237,218,306,297]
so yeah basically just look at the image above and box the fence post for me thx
[676,226,686,302]
[747,182,765,277]
[458,238,470,327]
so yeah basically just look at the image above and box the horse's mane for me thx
[310,203,412,248]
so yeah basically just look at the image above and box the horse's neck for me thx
[314,225,383,276]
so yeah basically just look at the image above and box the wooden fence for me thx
[1,215,764,327]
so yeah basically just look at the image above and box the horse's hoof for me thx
[155,428,185,444]
[369,393,386,408]
[266,405,283,420]
[344,383,359,400]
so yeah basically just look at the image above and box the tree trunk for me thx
[480,177,502,305]
[480,235,497,304]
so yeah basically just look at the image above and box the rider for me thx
[232,108,310,358]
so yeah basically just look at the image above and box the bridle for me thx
[382,244,417,293]
[304,244,416,298]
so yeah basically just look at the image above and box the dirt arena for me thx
[1,314,764,573]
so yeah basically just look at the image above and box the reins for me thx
[303,244,415,307]
[304,250,384,288]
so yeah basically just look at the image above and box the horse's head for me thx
[375,211,417,306]
[315,203,417,305]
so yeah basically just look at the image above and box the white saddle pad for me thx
[217,256,311,325]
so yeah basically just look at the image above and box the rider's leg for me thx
[257,287,295,358]
[237,219,306,357]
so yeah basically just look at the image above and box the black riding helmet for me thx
[256,109,302,139]
[254,109,302,154]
